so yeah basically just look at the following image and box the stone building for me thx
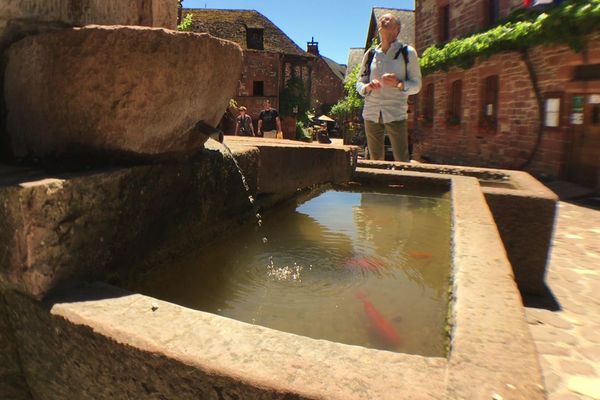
[182,8,309,137]
[182,8,345,137]
[306,38,346,116]
[414,0,600,189]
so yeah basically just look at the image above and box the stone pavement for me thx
[524,195,600,400]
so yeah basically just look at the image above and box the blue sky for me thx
[182,0,415,65]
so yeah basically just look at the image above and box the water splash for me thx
[266,258,304,282]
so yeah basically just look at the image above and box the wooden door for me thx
[569,94,600,188]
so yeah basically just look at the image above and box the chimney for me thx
[307,37,319,56]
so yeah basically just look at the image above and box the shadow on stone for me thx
[522,284,561,311]
[567,195,600,211]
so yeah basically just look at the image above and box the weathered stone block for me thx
[0,0,178,49]
[4,25,242,160]
[0,146,259,299]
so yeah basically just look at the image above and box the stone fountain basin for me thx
[4,25,242,160]
[1,140,545,398]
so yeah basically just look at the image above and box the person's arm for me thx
[276,116,282,133]
[400,47,422,96]
[249,116,255,136]
[234,118,240,136]
[257,115,263,135]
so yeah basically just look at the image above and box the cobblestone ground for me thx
[525,199,600,400]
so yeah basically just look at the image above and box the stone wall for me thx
[0,0,177,47]
[310,57,345,115]
[236,51,282,121]
[415,0,524,55]
[413,33,600,178]
[414,0,600,180]
[0,147,260,299]
[0,292,31,400]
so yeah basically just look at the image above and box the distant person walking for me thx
[235,106,255,136]
[257,99,282,139]
[356,13,422,162]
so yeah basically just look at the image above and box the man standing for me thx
[235,106,255,136]
[356,13,422,162]
[257,99,282,139]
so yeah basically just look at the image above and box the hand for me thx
[381,73,399,87]
[366,79,383,92]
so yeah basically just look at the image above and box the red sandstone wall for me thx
[416,0,524,54]
[414,33,600,178]
[310,58,345,115]
[234,51,281,129]
[415,0,600,179]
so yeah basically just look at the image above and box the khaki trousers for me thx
[364,119,409,162]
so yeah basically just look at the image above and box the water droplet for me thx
[262,237,268,244]
[256,213,262,219]
[257,220,262,226]
[248,195,254,204]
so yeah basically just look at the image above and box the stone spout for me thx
[3,25,242,161]
[191,121,224,144]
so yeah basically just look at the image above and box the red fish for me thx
[355,291,401,345]
[343,256,384,272]
[409,251,433,259]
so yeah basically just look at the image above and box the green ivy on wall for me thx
[420,0,600,75]
[279,76,311,123]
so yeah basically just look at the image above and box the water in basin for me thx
[132,185,452,356]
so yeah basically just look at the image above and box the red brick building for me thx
[415,0,600,188]
[306,38,345,116]
[183,9,345,138]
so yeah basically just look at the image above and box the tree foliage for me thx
[420,0,600,75]
[330,64,364,121]
[177,13,193,32]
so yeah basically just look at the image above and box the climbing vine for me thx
[279,76,311,123]
[420,0,600,75]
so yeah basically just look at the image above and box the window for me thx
[573,64,600,81]
[481,75,498,131]
[253,81,264,96]
[592,104,600,125]
[246,28,264,50]
[485,0,499,27]
[439,5,450,43]
[448,80,462,125]
[423,83,435,124]
[544,97,561,128]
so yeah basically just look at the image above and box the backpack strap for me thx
[393,45,410,80]
[362,45,409,80]
[361,48,376,79]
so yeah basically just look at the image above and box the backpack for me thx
[361,45,409,80]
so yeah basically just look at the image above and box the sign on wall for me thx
[571,95,584,125]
